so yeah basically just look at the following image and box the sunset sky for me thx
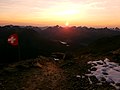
[0,0,120,27]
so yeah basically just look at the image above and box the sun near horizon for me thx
[65,21,69,27]
[0,0,120,28]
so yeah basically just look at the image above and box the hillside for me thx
[0,56,119,90]
[81,35,120,56]
[0,25,120,90]
[0,25,120,63]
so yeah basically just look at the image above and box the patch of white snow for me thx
[86,58,120,89]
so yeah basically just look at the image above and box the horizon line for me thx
[0,24,120,29]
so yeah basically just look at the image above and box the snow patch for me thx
[86,58,120,90]
[59,41,69,46]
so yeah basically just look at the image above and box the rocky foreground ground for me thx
[0,56,119,90]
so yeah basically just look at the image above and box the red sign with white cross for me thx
[8,34,18,46]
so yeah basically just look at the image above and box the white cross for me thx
[8,36,16,44]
